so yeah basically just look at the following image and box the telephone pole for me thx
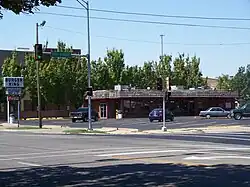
[160,34,167,131]
[36,23,41,128]
[35,21,46,128]
[76,0,92,130]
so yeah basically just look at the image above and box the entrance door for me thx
[100,103,107,119]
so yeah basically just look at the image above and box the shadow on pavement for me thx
[1,163,250,187]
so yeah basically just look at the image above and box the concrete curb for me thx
[1,125,250,136]
[22,117,69,121]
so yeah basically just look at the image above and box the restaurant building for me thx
[86,85,239,119]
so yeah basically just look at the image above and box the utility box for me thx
[9,113,15,124]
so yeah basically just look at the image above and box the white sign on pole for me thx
[6,88,22,95]
[3,77,24,88]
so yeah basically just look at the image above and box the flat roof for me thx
[89,89,238,99]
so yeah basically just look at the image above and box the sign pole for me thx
[160,34,167,131]
[7,96,9,123]
[17,99,20,128]
[162,91,166,130]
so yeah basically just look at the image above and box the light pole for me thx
[76,0,92,130]
[36,20,46,128]
[160,34,167,131]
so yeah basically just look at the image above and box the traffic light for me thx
[35,44,43,61]
[156,78,163,90]
[87,87,93,96]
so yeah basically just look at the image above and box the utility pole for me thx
[36,23,42,128]
[76,0,92,130]
[86,1,92,130]
[160,34,167,131]
[35,21,46,128]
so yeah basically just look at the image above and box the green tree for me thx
[172,53,187,86]
[131,66,144,88]
[120,65,134,86]
[104,49,125,85]
[156,55,172,86]
[43,41,87,108]
[1,51,23,105]
[217,74,232,90]
[92,58,111,90]
[22,54,39,108]
[0,78,5,103]
[184,55,192,88]
[39,58,60,107]
[0,0,61,18]
[189,56,204,88]
[22,41,88,109]
[141,61,157,88]
[71,57,88,108]
[230,66,246,96]
[2,52,22,77]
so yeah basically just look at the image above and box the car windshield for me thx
[77,108,88,112]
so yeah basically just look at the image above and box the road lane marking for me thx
[96,150,187,157]
[175,134,250,141]
[180,121,217,128]
[0,148,166,161]
[204,134,250,139]
[184,155,250,160]
[120,122,148,126]
[0,152,101,161]
[0,146,149,158]
[169,120,200,125]
[18,162,42,167]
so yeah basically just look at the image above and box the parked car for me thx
[199,107,231,119]
[231,103,250,120]
[70,107,99,123]
[148,108,174,122]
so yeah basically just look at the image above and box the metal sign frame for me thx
[3,77,24,88]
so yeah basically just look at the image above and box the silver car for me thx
[199,107,231,119]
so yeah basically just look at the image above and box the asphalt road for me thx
[20,116,250,131]
[0,131,250,186]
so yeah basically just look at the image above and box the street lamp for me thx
[160,34,167,132]
[76,0,92,130]
[36,20,46,128]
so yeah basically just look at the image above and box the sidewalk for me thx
[1,122,250,135]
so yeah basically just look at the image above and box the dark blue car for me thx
[149,108,174,122]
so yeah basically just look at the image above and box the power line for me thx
[45,25,250,46]
[37,11,250,30]
[57,5,250,21]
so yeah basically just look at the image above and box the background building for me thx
[0,48,81,120]
[85,85,238,119]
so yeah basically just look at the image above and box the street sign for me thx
[3,77,24,88]
[51,52,72,58]
[8,96,20,101]
[6,88,22,95]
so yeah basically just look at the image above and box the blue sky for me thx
[1,0,250,78]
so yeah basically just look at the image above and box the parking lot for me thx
[20,116,250,131]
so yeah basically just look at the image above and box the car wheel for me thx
[72,119,76,123]
[83,116,88,122]
[234,113,242,120]
[150,119,153,122]
[206,114,211,119]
